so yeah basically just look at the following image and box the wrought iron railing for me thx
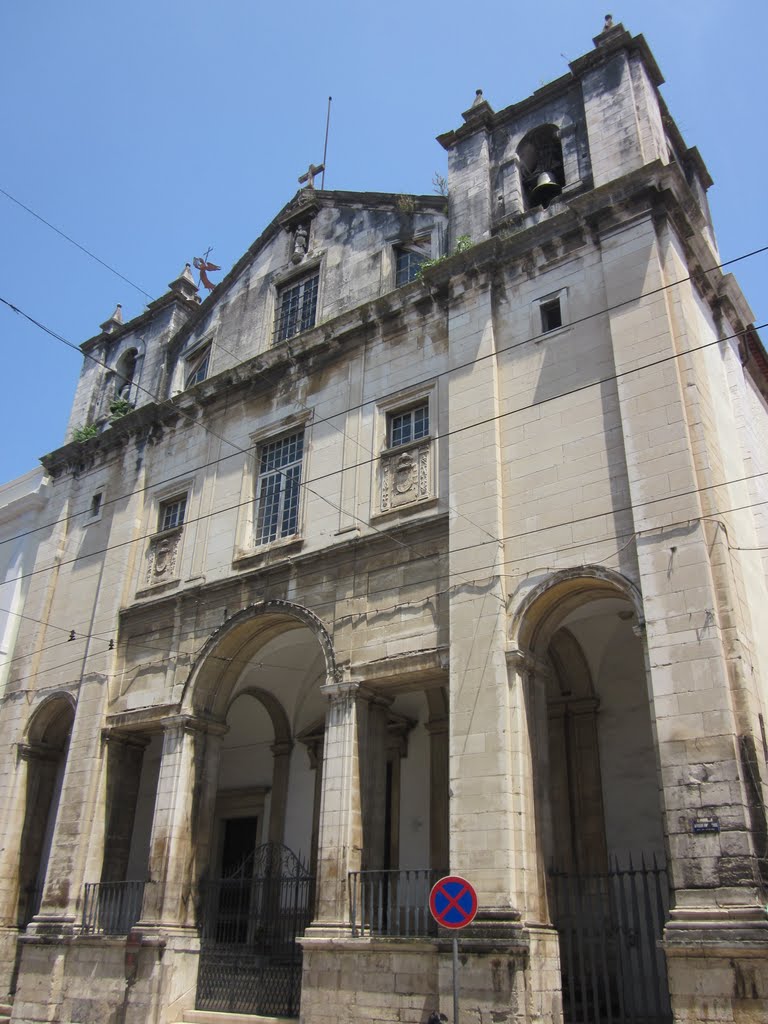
[349,868,446,937]
[549,854,672,1024]
[81,880,145,935]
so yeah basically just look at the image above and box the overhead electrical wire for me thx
[0,230,766,551]
[1,229,767,673]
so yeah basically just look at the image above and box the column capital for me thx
[506,646,535,673]
[159,713,228,738]
[100,728,151,751]
[425,714,449,737]
[320,680,381,705]
[17,741,59,764]
[271,738,294,758]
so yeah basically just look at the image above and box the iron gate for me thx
[549,855,672,1024]
[196,842,313,1018]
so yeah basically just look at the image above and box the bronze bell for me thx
[530,170,562,207]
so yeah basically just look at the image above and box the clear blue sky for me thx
[2,1,766,483]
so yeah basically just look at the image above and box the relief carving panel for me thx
[380,442,431,513]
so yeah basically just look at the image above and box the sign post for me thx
[429,875,478,1024]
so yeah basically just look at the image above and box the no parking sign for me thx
[429,875,478,1024]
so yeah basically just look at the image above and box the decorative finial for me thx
[298,162,325,190]
[603,13,613,30]
[169,263,199,302]
[472,89,484,106]
[193,249,221,292]
[100,303,124,335]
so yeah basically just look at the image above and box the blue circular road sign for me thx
[429,875,478,930]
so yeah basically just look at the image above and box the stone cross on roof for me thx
[298,162,325,190]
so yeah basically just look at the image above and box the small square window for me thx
[395,241,430,287]
[274,272,319,343]
[159,495,187,533]
[185,344,211,388]
[540,298,563,333]
[388,404,430,447]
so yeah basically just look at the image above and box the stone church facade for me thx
[1,20,767,1024]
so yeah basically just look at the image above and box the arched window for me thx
[114,348,138,403]
[517,125,565,210]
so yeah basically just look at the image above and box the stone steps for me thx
[0,1002,12,1024]
[180,1012,295,1024]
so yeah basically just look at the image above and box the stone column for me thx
[267,739,294,844]
[425,714,449,872]
[299,733,324,881]
[446,270,516,911]
[311,682,368,929]
[100,733,148,883]
[559,122,583,194]
[139,716,225,930]
[360,695,390,872]
[500,156,524,219]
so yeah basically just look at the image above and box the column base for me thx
[10,926,201,1024]
[664,900,768,1024]
[300,922,563,1024]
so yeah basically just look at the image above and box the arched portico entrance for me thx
[18,694,75,930]
[512,568,672,1024]
[186,604,331,1017]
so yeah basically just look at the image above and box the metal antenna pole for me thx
[321,96,332,190]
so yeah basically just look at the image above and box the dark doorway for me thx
[221,816,258,876]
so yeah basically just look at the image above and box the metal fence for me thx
[81,880,145,935]
[548,855,672,1024]
[196,843,313,1018]
[349,868,446,937]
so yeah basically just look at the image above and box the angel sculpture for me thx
[193,255,221,292]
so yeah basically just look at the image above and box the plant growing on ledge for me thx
[71,423,99,443]
[108,397,133,422]
[415,235,474,280]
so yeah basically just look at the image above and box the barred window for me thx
[274,272,319,343]
[255,431,304,544]
[159,495,186,533]
[388,404,429,448]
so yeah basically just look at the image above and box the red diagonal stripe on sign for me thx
[435,883,470,924]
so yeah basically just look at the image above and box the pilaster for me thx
[139,715,225,930]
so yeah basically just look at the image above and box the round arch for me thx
[26,691,76,749]
[511,565,643,655]
[181,600,338,720]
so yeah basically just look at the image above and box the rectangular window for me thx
[185,344,211,388]
[388,404,429,447]
[89,492,103,519]
[159,495,187,533]
[274,272,319,343]
[395,242,430,287]
[540,297,563,333]
[255,431,304,544]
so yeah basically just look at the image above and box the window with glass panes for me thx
[185,344,211,388]
[159,495,187,532]
[274,272,319,343]
[255,431,304,544]
[395,244,430,287]
[388,404,429,447]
